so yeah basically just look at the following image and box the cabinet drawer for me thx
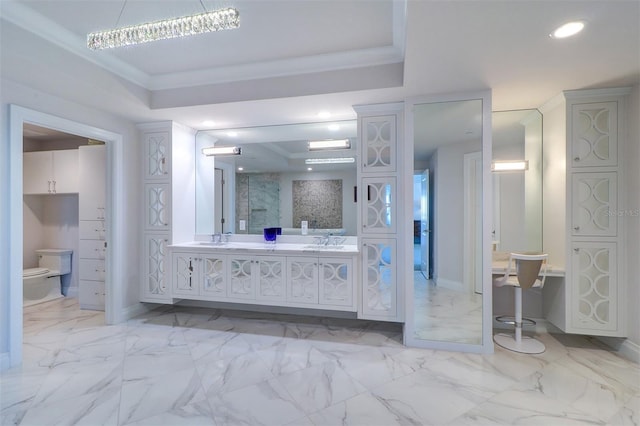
[80,220,106,240]
[79,239,106,259]
[79,280,105,310]
[80,259,106,281]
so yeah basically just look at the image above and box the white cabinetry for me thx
[355,104,403,321]
[139,122,196,303]
[170,249,356,311]
[78,145,106,310]
[543,88,628,337]
[23,149,78,194]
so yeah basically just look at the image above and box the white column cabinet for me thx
[355,104,403,322]
[543,88,628,337]
[23,149,79,194]
[78,145,106,311]
[139,122,196,303]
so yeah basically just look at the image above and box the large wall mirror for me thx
[195,120,357,236]
[492,109,542,254]
[404,92,492,352]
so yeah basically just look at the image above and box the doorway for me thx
[8,105,125,368]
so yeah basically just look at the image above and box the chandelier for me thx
[87,7,240,50]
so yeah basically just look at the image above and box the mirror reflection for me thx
[491,109,543,254]
[195,120,357,236]
[412,99,484,344]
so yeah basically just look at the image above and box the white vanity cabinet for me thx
[139,122,196,303]
[168,246,357,312]
[355,103,403,322]
[543,88,629,337]
[23,149,78,194]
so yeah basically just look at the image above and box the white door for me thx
[420,169,430,279]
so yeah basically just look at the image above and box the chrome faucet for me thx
[211,233,222,244]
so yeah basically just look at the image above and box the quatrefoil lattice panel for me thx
[572,243,617,331]
[146,237,167,295]
[362,116,396,172]
[145,132,170,178]
[257,259,285,299]
[572,102,617,167]
[203,257,226,296]
[362,240,396,316]
[320,261,351,306]
[146,184,169,229]
[288,259,318,304]
[174,255,194,293]
[229,258,254,299]
[363,178,396,233]
[572,172,617,236]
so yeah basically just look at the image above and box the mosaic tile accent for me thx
[292,180,342,229]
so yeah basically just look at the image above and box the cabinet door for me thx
[572,172,617,237]
[361,115,396,172]
[571,242,619,333]
[145,183,171,231]
[287,257,319,304]
[201,254,227,298]
[52,150,79,194]
[172,252,198,296]
[361,239,397,319]
[79,259,106,281]
[142,235,170,301]
[228,256,255,300]
[79,145,106,220]
[361,177,396,233]
[23,151,52,194]
[79,239,106,260]
[571,102,617,167]
[79,280,105,311]
[79,220,106,240]
[255,256,286,301]
[319,258,352,307]
[144,132,171,180]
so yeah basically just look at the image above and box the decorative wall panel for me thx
[292,179,342,229]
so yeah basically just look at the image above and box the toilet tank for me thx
[36,249,72,274]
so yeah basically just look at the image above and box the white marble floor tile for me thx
[208,377,307,426]
[5,298,639,426]
[275,361,367,414]
[118,368,206,425]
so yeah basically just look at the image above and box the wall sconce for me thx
[308,139,350,151]
[491,160,529,172]
[202,146,242,156]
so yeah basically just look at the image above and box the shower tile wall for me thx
[236,173,281,234]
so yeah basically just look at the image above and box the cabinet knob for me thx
[574,156,580,162]
[574,248,580,253]
[573,226,580,231]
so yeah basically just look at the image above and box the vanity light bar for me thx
[305,157,355,165]
[491,160,529,171]
[308,139,351,151]
[202,146,242,156]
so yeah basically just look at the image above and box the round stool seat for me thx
[493,333,545,354]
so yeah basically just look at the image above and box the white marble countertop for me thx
[169,241,359,255]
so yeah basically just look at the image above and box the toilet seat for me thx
[23,267,50,278]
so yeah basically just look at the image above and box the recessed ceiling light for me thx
[237,167,244,171]
[227,131,238,137]
[307,167,313,171]
[328,124,340,131]
[318,111,331,119]
[550,21,585,39]
[202,120,216,127]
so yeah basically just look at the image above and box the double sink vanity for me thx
[168,236,360,313]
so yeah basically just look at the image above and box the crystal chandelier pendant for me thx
[87,7,240,50]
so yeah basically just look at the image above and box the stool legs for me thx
[493,286,545,354]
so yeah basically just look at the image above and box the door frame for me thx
[8,105,125,368]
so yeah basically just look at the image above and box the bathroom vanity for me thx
[167,238,359,312]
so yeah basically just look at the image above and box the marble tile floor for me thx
[1,297,638,426]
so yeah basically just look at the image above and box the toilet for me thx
[23,249,72,306]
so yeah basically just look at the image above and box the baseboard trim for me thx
[596,336,640,364]
[1,352,10,372]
